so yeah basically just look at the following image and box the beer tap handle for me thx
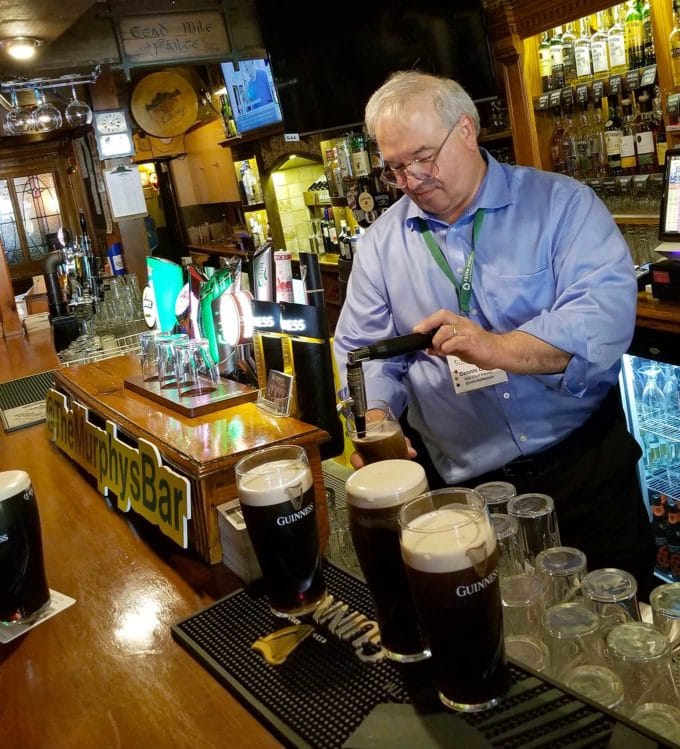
[346,360,367,436]
[347,330,437,364]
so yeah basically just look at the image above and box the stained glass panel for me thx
[0,179,21,267]
[14,173,62,262]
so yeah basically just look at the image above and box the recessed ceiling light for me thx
[0,37,45,61]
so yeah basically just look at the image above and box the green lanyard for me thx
[416,209,484,317]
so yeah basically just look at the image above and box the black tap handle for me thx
[348,330,436,364]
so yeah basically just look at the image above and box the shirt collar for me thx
[405,148,513,230]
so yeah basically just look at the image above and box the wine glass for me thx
[3,89,32,135]
[31,88,62,132]
[640,366,668,424]
[65,84,92,127]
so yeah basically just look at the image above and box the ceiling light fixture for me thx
[0,37,45,61]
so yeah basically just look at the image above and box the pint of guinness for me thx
[236,445,326,617]
[399,488,510,712]
[346,459,430,661]
[0,470,51,626]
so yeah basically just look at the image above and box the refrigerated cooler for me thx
[620,326,680,583]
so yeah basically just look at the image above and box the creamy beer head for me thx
[345,460,427,510]
[401,506,497,574]
[238,459,313,507]
[0,470,31,501]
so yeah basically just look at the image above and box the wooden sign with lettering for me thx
[118,10,230,65]
[45,389,192,548]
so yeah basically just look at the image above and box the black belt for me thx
[498,387,622,481]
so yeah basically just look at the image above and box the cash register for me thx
[650,146,680,300]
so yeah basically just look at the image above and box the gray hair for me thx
[364,71,480,139]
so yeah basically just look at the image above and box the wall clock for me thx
[93,109,135,160]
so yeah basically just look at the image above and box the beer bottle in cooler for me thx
[665,500,680,580]
[651,494,671,577]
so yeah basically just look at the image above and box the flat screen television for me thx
[220,58,283,135]
[255,0,497,136]
[660,148,680,243]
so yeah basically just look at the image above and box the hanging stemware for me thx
[3,89,33,135]
[65,83,92,127]
[31,87,62,132]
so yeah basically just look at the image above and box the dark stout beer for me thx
[400,496,510,711]
[350,422,408,464]
[346,460,429,661]
[0,470,51,625]
[237,448,326,617]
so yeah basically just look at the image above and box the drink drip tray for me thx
[171,563,659,749]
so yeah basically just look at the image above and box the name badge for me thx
[447,356,508,394]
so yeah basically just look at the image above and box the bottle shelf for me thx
[645,466,680,502]
[613,214,659,225]
[243,201,266,212]
[479,129,513,143]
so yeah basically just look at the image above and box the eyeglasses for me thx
[380,119,459,187]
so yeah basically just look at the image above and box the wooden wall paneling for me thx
[491,33,542,168]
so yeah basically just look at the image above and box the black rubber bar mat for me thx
[171,563,660,749]
[0,370,55,411]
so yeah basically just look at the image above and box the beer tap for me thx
[344,329,437,435]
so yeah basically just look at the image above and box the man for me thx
[333,71,655,597]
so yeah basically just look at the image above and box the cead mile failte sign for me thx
[45,389,191,548]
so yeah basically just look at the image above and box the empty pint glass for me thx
[236,445,326,618]
[0,470,51,625]
[346,459,430,662]
[399,488,510,712]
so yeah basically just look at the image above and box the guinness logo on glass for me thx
[287,483,303,512]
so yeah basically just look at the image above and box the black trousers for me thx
[402,390,657,601]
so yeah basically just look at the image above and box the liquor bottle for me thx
[654,96,668,171]
[624,0,644,70]
[549,106,567,173]
[561,98,578,176]
[589,96,608,177]
[550,26,565,90]
[538,31,553,92]
[320,208,331,253]
[574,18,594,84]
[670,0,680,88]
[591,11,611,80]
[220,94,238,138]
[562,23,577,85]
[336,135,354,181]
[326,208,340,253]
[635,91,656,173]
[641,0,655,66]
[605,94,623,176]
[575,99,592,177]
[349,133,371,178]
[607,4,627,76]
[620,98,638,174]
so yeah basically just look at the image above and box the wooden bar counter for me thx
[0,331,284,749]
[50,354,330,565]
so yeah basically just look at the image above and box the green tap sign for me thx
[45,389,191,548]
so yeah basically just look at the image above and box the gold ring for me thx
[451,324,458,336]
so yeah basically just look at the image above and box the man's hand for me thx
[414,310,571,375]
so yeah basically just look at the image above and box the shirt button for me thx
[456,267,463,274]
[519,434,528,442]
[503,392,510,399]
[470,308,478,316]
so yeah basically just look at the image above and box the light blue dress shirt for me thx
[333,150,637,483]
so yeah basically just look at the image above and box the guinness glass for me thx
[399,488,510,712]
[236,445,326,617]
[346,459,430,662]
[346,400,408,464]
[0,470,51,626]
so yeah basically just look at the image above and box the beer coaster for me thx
[172,563,629,749]
[0,589,76,644]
